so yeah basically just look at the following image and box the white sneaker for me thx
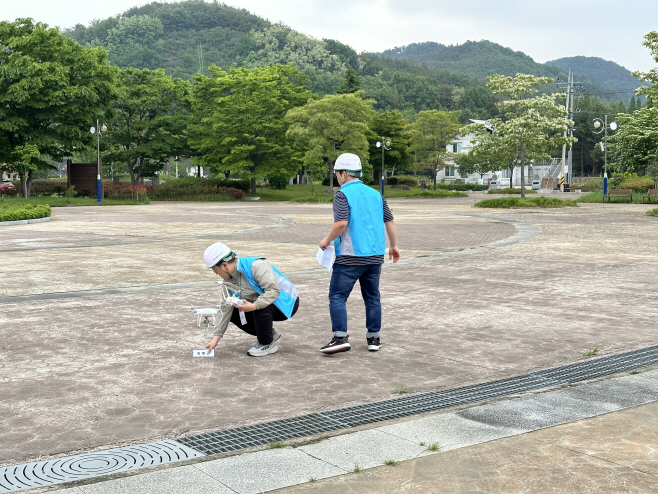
[248,342,278,357]
[253,330,280,346]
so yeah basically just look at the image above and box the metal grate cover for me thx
[0,440,203,493]
[179,344,658,454]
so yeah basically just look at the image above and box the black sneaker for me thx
[320,336,351,354]
[367,336,380,351]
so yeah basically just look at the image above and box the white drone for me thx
[183,280,244,332]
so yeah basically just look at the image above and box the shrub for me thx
[268,175,289,190]
[104,183,149,202]
[0,203,51,222]
[488,188,537,194]
[619,177,655,194]
[434,183,488,191]
[159,177,250,193]
[402,190,468,199]
[580,178,603,192]
[147,182,244,200]
[1,185,18,196]
[388,176,419,186]
[475,197,577,208]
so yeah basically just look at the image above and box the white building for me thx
[436,127,557,187]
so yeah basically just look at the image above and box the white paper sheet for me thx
[192,348,215,358]
[316,245,335,271]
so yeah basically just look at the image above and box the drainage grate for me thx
[0,440,203,493]
[179,344,658,454]
[178,413,347,455]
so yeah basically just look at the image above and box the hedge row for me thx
[434,183,488,191]
[146,183,245,200]
[0,204,51,222]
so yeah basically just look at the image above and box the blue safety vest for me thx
[236,257,298,318]
[334,180,385,257]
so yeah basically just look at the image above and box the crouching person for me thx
[203,242,299,357]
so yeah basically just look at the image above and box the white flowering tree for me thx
[633,31,658,105]
[465,74,575,197]
[240,25,344,74]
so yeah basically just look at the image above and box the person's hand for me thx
[240,300,257,312]
[205,336,221,352]
[319,237,330,251]
[389,246,400,263]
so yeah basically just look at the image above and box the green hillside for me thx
[545,56,648,101]
[64,0,271,78]
[62,1,499,120]
[377,40,622,103]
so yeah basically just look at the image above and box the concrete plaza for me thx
[1,195,658,492]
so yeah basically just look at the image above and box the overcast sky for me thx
[4,0,657,72]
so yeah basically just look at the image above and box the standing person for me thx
[318,153,400,354]
[203,242,299,357]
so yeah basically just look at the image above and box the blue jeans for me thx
[329,263,382,338]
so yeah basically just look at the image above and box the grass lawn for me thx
[1,196,148,207]
[487,188,537,194]
[578,190,652,204]
[475,196,578,208]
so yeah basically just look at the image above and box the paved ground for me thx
[2,194,658,482]
[35,368,658,493]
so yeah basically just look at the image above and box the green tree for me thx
[0,19,117,197]
[104,67,190,184]
[189,64,312,194]
[366,111,412,181]
[104,15,165,69]
[335,68,361,94]
[454,146,497,179]
[1,144,40,197]
[285,93,375,192]
[240,25,344,74]
[407,110,461,189]
[633,31,658,106]
[479,73,575,196]
[608,107,658,175]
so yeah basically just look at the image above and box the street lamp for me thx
[592,115,618,196]
[90,119,107,204]
[376,138,391,197]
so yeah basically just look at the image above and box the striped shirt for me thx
[333,189,394,266]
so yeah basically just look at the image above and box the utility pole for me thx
[559,70,570,192]
[557,70,582,192]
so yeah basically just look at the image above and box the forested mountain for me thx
[62,1,499,121]
[545,56,648,102]
[62,0,632,121]
[64,1,271,77]
[377,41,626,103]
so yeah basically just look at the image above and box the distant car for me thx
[0,181,16,194]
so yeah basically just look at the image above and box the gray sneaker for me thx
[248,342,279,357]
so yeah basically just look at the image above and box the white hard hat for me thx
[334,153,362,172]
[204,242,236,268]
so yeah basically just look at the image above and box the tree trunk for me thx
[519,138,526,198]
[128,156,138,185]
[250,165,257,194]
[27,170,33,198]
[433,162,437,190]
[19,172,28,198]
